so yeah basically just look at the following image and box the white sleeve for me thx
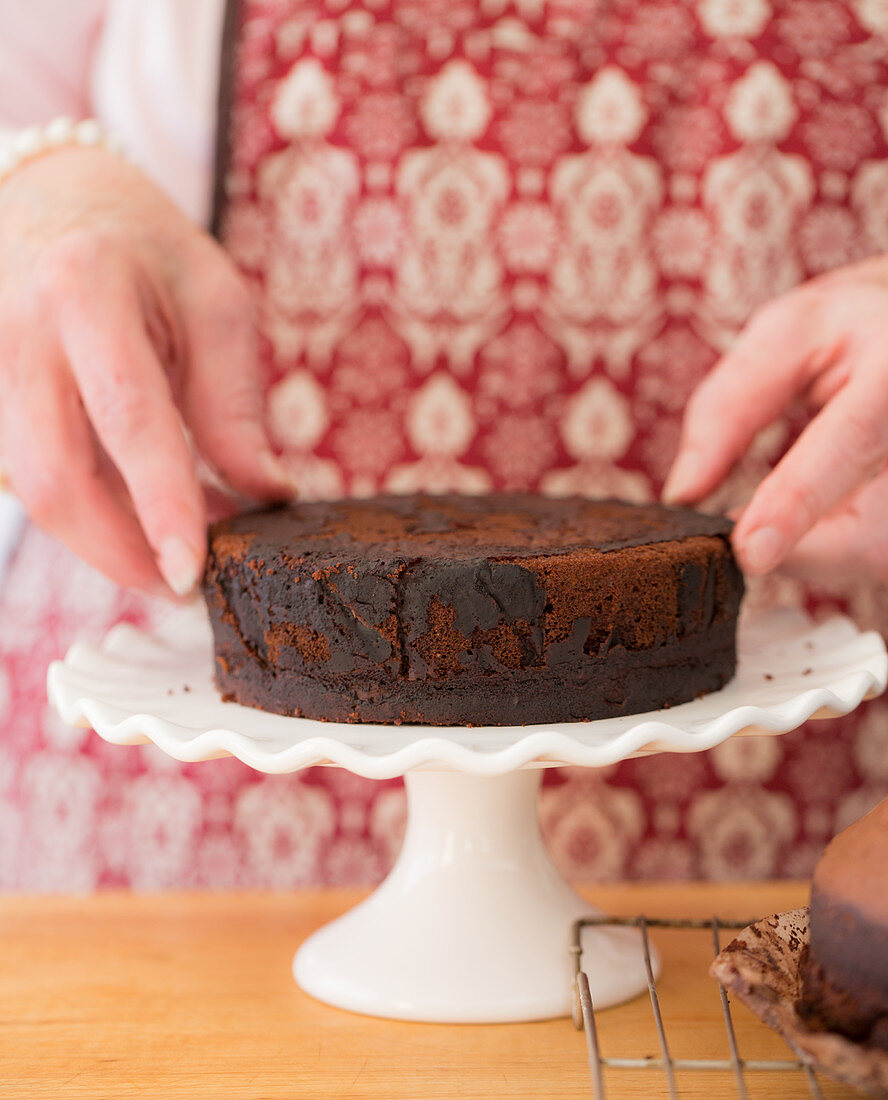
[92,0,226,227]
[0,0,108,127]
[0,0,224,224]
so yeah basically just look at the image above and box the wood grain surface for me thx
[0,883,859,1099]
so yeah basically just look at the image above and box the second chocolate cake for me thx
[203,493,744,726]
[800,799,888,1050]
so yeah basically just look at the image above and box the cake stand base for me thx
[294,769,656,1023]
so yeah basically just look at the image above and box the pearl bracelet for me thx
[0,117,124,187]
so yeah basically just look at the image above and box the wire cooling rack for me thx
[570,916,825,1099]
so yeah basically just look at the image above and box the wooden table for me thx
[0,883,858,1099]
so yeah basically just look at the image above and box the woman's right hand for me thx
[0,145,291,596]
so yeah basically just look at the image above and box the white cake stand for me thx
[47,606,886,1023]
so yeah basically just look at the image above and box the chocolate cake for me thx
[800,799,888,1050]
[202,493,744,726]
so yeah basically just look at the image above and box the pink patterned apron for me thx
[2,0,888,890]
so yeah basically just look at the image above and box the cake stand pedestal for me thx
[47,606,887,1023]
[294,768,646,1022]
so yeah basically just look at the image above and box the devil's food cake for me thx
[800,799,888,1050]
[203,494,744,726]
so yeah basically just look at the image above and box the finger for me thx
[2,337,164,591]
[203,484,246,523]
[778,475,888,582]
[663,291,839,504]
[733,372,888,575]
[43,233,207,595]
[176,244,292,501]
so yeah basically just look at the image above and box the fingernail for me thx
[741,525,786,574]
[259,451,297,495]
[157,536,202,597]
[662,452,699,504]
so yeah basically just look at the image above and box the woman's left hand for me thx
[663,256,888,581]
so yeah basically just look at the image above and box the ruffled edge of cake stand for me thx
[46,606,888,779]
